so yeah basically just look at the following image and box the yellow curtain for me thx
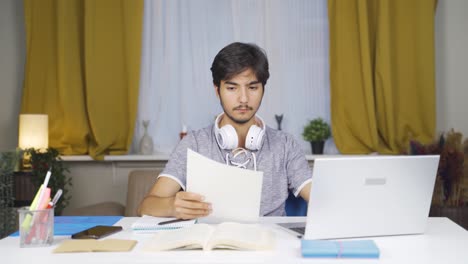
[21,0,143,159]
[328,0,437,154]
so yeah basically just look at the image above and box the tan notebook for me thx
[53,239,137,253]
[144,222,275,251]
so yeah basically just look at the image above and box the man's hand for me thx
[173,191,212,219]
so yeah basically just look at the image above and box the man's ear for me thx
[214,85,220,98]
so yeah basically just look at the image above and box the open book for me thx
[144,222,275,251]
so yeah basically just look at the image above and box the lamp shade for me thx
[18,114,49,149]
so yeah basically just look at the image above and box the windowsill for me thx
[61,154,171,161]
[60,154,361,162]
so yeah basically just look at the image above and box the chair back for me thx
[125,169,161,216]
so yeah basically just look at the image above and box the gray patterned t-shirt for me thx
[159,125,312,216]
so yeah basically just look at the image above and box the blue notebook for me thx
[301,239,380,258]
[10,216,123,237]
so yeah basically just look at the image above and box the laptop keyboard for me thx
[290,227,306,235]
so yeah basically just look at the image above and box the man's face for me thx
[215,68,264,125]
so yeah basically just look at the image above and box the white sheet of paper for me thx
[186,149,263,223]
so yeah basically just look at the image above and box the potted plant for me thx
[0,151,20,238]
[26,148,71,216]
[302,118,331,154]
[404,129,468,230]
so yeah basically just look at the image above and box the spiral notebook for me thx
[131,215,197,233]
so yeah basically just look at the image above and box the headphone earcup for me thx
[245,125,265,150]
[216,125,238,150]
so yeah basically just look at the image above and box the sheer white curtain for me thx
[132,0,335,154]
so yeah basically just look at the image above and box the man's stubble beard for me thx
[218,97,262,125]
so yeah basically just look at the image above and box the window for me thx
[132,0,331,154]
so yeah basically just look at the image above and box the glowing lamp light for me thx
[18,114,49,150]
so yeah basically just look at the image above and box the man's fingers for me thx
[175,207,211,219]
[173,191,212,219]
[176,191,205,202]
[175,207,210,216]
[174,199,211,210]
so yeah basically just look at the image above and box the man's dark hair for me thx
[210,42,270,88]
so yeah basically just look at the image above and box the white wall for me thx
[0,0,24,152]
[435,0,468,137]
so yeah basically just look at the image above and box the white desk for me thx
[1,217,467,264]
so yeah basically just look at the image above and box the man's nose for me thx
[239,87,248,103]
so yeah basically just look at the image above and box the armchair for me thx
[66,169,161,216]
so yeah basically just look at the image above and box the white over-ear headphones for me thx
[214,113,265,151]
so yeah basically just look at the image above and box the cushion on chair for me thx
[124,169,162,216]
[285,192,308,216]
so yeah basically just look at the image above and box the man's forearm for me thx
[137,195,176,217]
[299,182,312,202]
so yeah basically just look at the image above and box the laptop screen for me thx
[301,155,439,240]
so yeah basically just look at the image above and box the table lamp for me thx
[18,114,49,170]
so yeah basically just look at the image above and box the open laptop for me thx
[280,155,440,239]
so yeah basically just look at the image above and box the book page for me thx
[144,224,214,251]
[186,149,263,223]
[205,222,275,251]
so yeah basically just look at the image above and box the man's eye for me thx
[249,86,258,90]
[227,87,235,90]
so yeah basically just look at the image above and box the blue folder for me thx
[10,216,123,237]
[301,239,380,258]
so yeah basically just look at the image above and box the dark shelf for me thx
[13,171,35,207]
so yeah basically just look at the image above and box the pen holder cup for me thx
[18,206,54,247]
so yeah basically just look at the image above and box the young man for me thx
[138,42,312,219]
